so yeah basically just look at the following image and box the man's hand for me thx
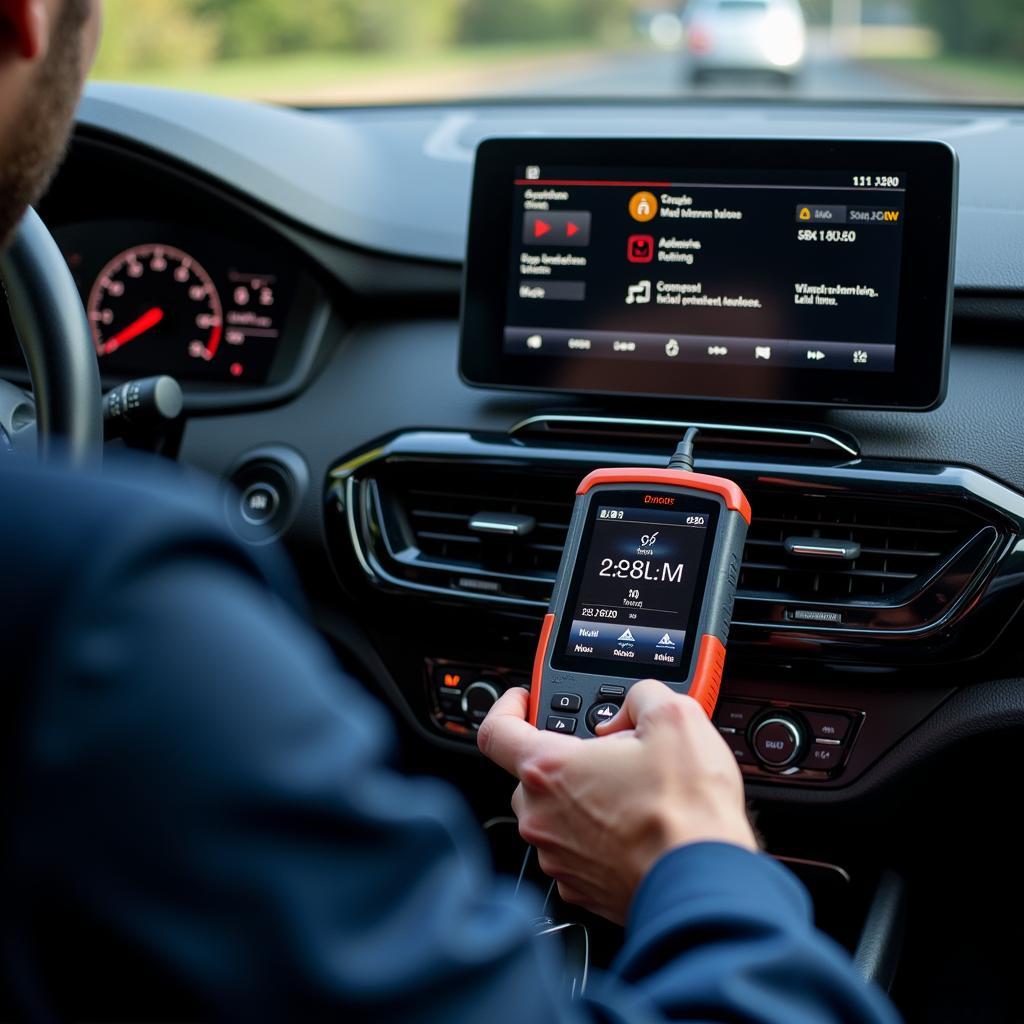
[477,680,756,925]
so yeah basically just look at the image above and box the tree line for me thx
[94,0,632,76]
[914,0,1024,62]
[92,0,1024,78]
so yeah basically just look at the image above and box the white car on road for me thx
[684,0,808,84]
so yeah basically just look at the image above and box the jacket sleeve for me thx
[591,842,902,1024]
[5,467,900,1024]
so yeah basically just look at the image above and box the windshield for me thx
[90,1,1024,106]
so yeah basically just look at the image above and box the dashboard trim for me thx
[509,414,861,458]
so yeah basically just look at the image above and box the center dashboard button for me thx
[752,716,803,767]
[586,702,621,733]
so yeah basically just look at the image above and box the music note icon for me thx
[625,280,652,305]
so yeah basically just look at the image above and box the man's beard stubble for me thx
[0,0,88,248]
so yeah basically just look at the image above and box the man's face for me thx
[0,0,101,247]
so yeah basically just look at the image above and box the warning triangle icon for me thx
[617,628,635,642]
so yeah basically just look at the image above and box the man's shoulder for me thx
[0,457,231,574]
[0,456,298,648]
[2,454,224,531]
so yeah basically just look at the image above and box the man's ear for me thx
[0,0,51,61]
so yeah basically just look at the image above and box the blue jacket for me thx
[0,460,900,1023]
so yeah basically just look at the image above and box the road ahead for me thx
[499,45,935,102]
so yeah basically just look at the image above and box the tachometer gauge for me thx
[87,244,224,368]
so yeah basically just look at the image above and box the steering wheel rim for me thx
[0,207,103,464]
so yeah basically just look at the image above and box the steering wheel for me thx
[0,207,103,464]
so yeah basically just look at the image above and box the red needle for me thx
[99,306,164,355]
[204,323,223,360]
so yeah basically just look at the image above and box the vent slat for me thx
[752,519,958,537]
[741,561,918,582]
[743,538,942,559]
[416,531,480,545]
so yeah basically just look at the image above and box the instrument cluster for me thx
[58,220,298,386]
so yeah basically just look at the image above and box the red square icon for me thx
[627,234,654,263]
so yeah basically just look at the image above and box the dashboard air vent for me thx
[342,452,1002,631]
[395,465,575,581]
[739,491,984,602]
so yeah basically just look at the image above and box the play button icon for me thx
[522,211,591,247]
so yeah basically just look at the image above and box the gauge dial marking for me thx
[87,244,223,367]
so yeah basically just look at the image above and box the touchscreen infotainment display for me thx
[461,139,957,410]
[551,490,719,683]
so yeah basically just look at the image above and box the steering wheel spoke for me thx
[0,207,103,463]
[0,378,36,455]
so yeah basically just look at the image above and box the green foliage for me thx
[914,0,1024,61]
[93,0,220,76]
[347,0,467,51]
[92,0,634,78]
[459,0,627,43]
[194,0,364,58]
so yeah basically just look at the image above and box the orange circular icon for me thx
[629,191,658,222]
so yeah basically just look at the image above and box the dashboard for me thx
[5,87,1024,816]
[4,85,1024,1010]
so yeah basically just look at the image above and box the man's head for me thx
[0,0,101,247]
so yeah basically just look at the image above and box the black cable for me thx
[542,877,558,915]
[668,426,700,472]
[513,844,533,898]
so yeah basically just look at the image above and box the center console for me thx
[324,419,1024,791]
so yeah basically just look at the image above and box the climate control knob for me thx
[752,715,804,768]
[461,681,501,728]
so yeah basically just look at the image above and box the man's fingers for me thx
[594,678,677,735]
[593,701,636,736]
[477,687,543,777]
[510,782,525,818]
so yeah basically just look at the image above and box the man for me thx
[0,0,901,1020]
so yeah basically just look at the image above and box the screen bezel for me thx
[550,489,721,683]
[460,137,957,411]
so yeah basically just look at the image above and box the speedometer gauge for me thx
[87,244,224,368]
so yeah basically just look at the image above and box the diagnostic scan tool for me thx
[530,432,750,735]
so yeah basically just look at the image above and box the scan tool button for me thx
[586,702,621,733]
[551,693,583,713]
[546,715,578,735]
